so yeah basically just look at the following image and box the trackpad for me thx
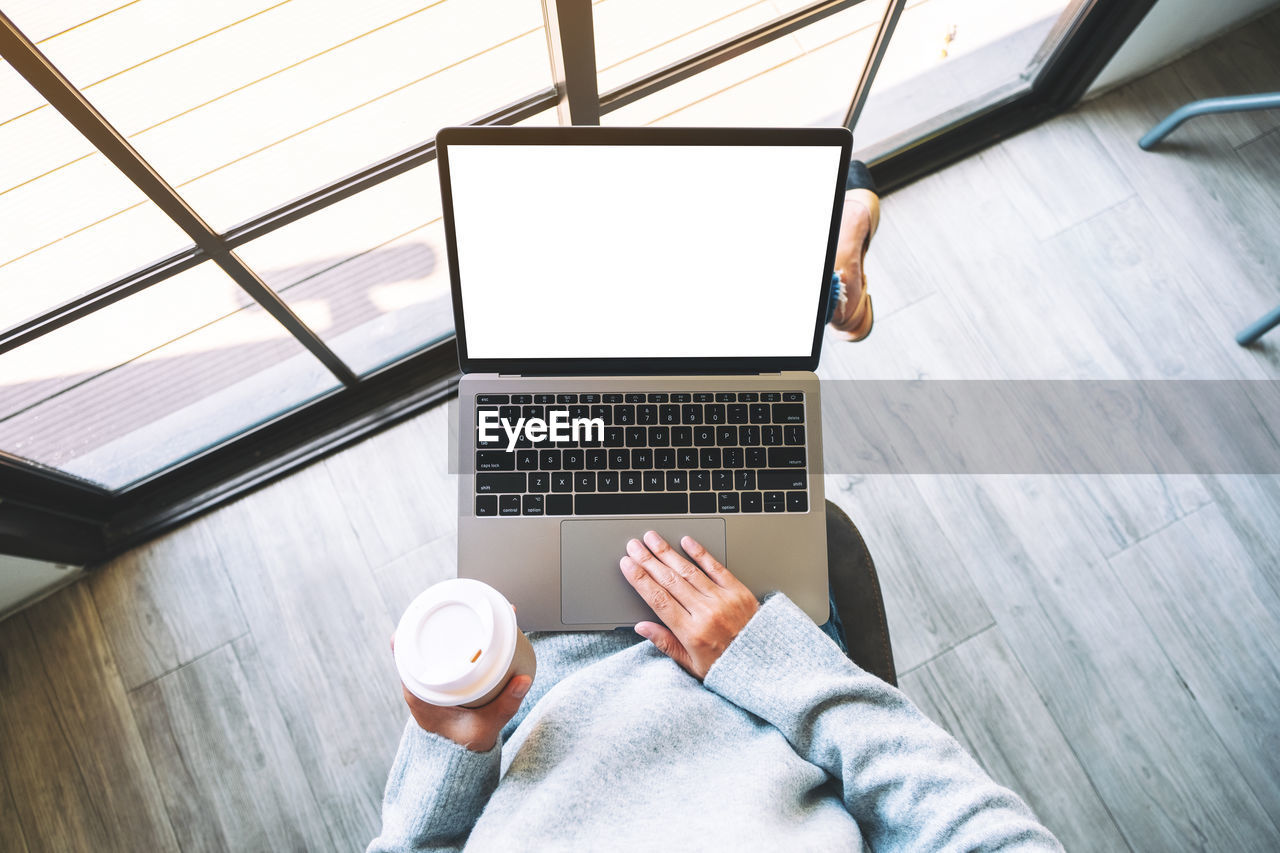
[561,517,727,625]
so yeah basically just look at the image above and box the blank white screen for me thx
[447,144,842,360]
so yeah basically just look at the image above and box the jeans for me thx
[818,588,849,655]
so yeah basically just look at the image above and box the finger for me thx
[620,555,691,631]
[477,675,532,726]
[642,530,715,596]
[626,538,702,611]
[635,621,695,674]
[680,536,740,589]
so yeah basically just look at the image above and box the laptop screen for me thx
[441,135,847,367]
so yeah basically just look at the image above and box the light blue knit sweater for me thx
[368,593,1061,851]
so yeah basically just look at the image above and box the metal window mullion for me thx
[541,0,600,125]
[0,12,358,386]
[844,0,907,134]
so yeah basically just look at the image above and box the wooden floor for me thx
[4,15,1280,851]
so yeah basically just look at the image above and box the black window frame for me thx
[0,0,1155,563]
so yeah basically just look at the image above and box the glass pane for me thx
[851,0,1074,157]
[234,165,451,375]
[2,0,554,231]
[603,1,888,127]
[595,0,795,94]
[0,63,193,332]
[0,263,340,488]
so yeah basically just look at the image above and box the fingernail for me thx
[513,678,530,698]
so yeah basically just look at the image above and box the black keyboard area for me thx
[472,391,809,517]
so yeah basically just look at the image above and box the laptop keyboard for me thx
[473,391,809,517]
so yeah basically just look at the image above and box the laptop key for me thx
[786,491,809,512]
[742,491,762,512]
[693,426,715,447]
[590,405,612,425]
[615,405,636,425]
[563,449,584,470]
[705,404,725,424]
[644,472,663,491]
[682,404,702,425]
[575,494,688,515]
[691,493,716,513]
[625,427,647,447]
[771,403,805,424]
[760,392,781,402]
[701,448,722,469]
[672,426,693,446]
[734,470,756,490]
[784,425,805,445]
[723,448,743,469]
[691,470,710,491]
[767,448,807,468]
[575,472,596,492]
[694,393,714,402]
[749,404,770,424]
[547,495,572,516]
[762,425,783,446]
[738,392,758,402]
[603,393,623,403]
[648,393,669,403]
[746,448,768,468]
[523,404,545,420]
[638,405,658,425]
[557,394,578,403]
[621,471,642,491]
[499,405,520,422]
[632,449,653,469]
[715,392,736,402]
[586,449,608,470]
[579,393,600,403]
[764,492,786,513]
[648,426,670,447]
[522,494,545,516]
[534,394,555,404]
[739,425,760,445]
[677,448,699,468]
[604,427,625,447]
[759,470,807,491]
[475,394,509,405]
[499,495,521,516]
[516,449,538,470]
[609,449,629,469]
[540,449,561,469]
[666,470,687,490]
[713,470,733,491]
[728,404,748,424]
[659,404,679,425]
[476,450,514,471]
[552,473,573,492]
[476,473,526,493]
[654,448,676,469]
[717,492,740,513]
[670,393,691,403]
[624,393,645,403]
[475,430,503,449]
[783,392,804,402]
[528,472,550,493]
[716,426,737,446]
[597,472,619,491]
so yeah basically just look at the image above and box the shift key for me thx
[766,447,807,468]
[758,470,807,491]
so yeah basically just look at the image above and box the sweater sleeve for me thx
[703,594,1063,853]
[366,720,501,853]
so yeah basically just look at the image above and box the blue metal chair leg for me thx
[1237,304,1280,346]
[1139,92,1280,149]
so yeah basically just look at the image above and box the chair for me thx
[825,500,897,686]
[1139,92,1280,345]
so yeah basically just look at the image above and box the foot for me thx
[830,189,880,342]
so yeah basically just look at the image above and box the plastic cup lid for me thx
[394,578,517,706]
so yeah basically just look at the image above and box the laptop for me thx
[438,125,851,631]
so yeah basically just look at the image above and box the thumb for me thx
[481,675,532,725]
[636,622,694,673]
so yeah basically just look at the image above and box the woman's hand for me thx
[619,531,760,679]
[391,633,531,752]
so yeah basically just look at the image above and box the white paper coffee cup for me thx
[394,578,536,708]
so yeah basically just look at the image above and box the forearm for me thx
[367,721,501,853]
[705,595,1061,852]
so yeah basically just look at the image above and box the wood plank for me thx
[900,627,1128,852]
[980,109,1135,241]
[324,405,457,568]
[90,515,248,689]
[825,474,993,673]
[373,533,458,622]
[1108,503,1280,831]
[131,637,334,852]
[0,760,31,853]
[0,613,103,853]
[206,461,406,850]
[12,582,180,852]
[1199,475,1280,592]
[913,474,1276,848]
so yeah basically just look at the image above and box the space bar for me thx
[575,494,689,515]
